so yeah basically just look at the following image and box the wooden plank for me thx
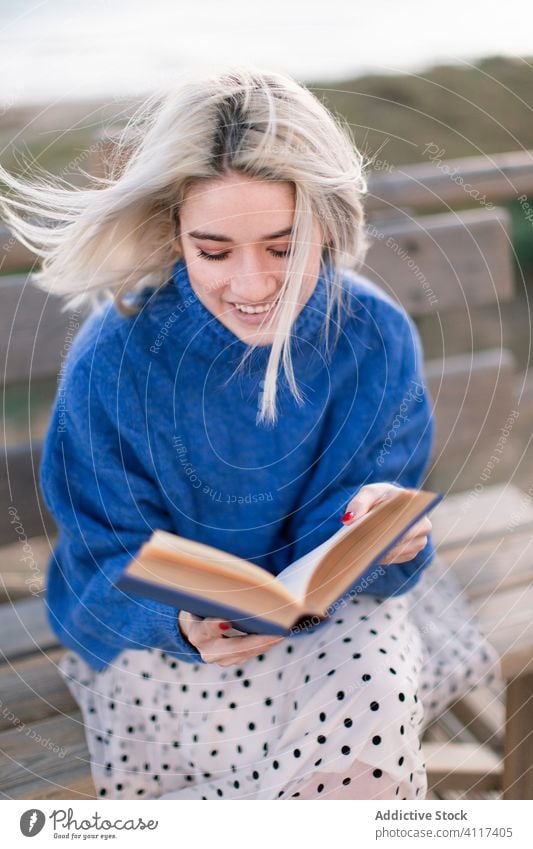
[430,483,533,551]
[0,273,81,387]
[425,351,519,491]
[0,443,57,547]
[449,688,505,750]
[0,535,54,603]
[366,149,533,213]
[467,584,533,679]
[503,672,533,800]
[424,741,502,792]
[0,648,76,731]
[0,710,94,800]
[362,207,514,316]
[435,530,533,600]
[2,772,96,801]
[0,597,59,663]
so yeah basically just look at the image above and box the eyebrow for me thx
[187,226,293,243]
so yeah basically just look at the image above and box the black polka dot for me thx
[342,777,351,786]
[317,783,324,792]
[343,717,353,728]
[370,701,379,711]
[373,769,383,778]
[341,745,351,755]
[372,735,381,745]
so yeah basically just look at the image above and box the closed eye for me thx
[196,248,291,262]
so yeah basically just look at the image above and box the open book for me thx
[115,487,442,636]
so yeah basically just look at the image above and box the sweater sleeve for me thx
[40,344,204,667]
[286,310,436,597]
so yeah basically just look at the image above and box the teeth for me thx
[234,300,278,315]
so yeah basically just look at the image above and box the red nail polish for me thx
[219,622,231,631]
[341,511,355,523]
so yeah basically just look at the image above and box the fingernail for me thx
[341,511,355,523]
[219,622,231,631]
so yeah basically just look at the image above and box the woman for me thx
[0,65,499,800]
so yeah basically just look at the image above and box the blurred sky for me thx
[1,0,532,107]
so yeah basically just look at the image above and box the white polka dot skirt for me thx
[59,559,501,800]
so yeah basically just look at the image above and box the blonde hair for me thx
[0,64,370,425]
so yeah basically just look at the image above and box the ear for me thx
[170,233,183,254]
[169,206,182,254]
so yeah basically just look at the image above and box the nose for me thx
[229,265,280,304]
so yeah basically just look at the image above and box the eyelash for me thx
[196,248,290,262]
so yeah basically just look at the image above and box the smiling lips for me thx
[232,299,279,314]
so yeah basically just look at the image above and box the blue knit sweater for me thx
[40,257,435,671]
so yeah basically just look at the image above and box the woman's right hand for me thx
[178,610,284,666]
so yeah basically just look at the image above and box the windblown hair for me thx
[0,64,370,424]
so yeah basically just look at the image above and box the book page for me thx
[275,520,365,601]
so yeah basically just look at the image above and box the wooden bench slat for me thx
[449,688,506,750]
[423,741,503,792]
[0,273,82,387]
[466,585,533,679]
[0,648,76,731]
[430,483,533,550]
[0,711,91,798]
[503,672,533,799]
[0,596,59,663]
[366,149,533,213]
[425,350,518,491]
[436,530,533,601]
[0,443,56,546]
[363,207,514,316]
[2,772,96,801]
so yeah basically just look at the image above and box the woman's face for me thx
[174,172,325,345]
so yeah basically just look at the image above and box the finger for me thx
[178,610,202,639]
[342,483,400,524]
[201,634,283,664]
[382,535,428,564]
[406,516,432,537]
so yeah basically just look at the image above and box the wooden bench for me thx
[1,144,533,800]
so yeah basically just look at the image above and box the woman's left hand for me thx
[341,482,432,565]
